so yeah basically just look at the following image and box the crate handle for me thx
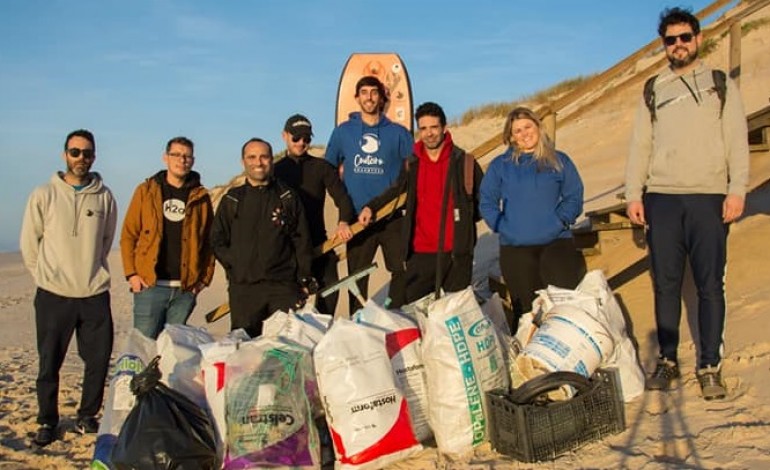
[508,371,592,405]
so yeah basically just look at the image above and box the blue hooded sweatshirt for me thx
[325,112,413,213]
[479,149,583,246]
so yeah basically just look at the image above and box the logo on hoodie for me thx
[354,133,385,174]
[163,198,186,223]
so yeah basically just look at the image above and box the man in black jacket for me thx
[359,102,483,304]
[211,138,314,337]
[274,115,355,315]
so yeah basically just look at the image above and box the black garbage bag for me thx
[111,356,218,470]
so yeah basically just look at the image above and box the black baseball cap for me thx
[284,114,313,137]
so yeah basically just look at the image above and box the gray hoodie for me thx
[20,172,118,298]
[625,63,749,202]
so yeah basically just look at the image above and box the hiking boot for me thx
[697,366,727,400]
[646,358,680,390]
[75,416,99,434]
[33,424,56,447]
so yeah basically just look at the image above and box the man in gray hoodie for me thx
[20,129,118,446]
[625,7,749,400]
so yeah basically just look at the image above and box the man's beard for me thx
[248,166,270,184]
[362,101,380,114]
[668,47,698,69]
[68,161,90,177]
[425,134,445,151]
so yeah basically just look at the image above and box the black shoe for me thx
[33,424,56,447]
[697,366,727,400]
[75,416,99,434]
[646,358,680,390]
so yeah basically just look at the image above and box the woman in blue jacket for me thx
[480,107,586,331]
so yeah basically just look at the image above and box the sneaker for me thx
[697,366,727,400]
[75,416,99,434]
[646,358,681,390]
[33,424,56,447]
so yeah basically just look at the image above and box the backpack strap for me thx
[434,161,454,298]
[712,69,727,118]
[223,186,244,219]
[644,70,727,122]
[643,74,658,122]
[463,152,475,197]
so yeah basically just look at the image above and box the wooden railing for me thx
[465,0,753,162]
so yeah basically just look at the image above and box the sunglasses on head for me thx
[291,135,311,144]
[663,32,694,46]
[66,148,95,159]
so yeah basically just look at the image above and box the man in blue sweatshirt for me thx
[325,76,413,312]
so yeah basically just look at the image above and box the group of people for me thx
[19,5,748,451]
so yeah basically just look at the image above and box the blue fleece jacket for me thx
[325,112,413,213]
[479,149,583,246]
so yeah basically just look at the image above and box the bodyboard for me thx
[335,53,414,132]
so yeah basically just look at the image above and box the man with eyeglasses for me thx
[274,114,355,315]
[21,129,118,446]
[120,136,215,339]
[625,7,749,400]
[326,76,413,313]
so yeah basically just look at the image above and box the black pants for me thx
[644,193,728,369]
[34,288,113,427]
[313,251,340,316]
[229,281,303,338]
[404,252,473,304]
[499,238,586,329]
[346,215,406,312]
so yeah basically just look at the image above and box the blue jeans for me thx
[133,285,196,339]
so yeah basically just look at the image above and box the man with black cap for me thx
[274,114,355,315]
[325,76,413,312]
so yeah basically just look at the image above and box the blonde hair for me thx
[502,107,561,171]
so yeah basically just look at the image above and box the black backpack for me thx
[643,69,727,122]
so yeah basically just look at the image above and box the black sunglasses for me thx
[66,148,95,159]
[663,32,694,46]
[291,135,311,144]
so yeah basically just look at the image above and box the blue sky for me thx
[0,0,720,252]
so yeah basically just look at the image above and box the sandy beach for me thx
[1,5,770,469]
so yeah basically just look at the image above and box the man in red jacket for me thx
[359,102,483,303]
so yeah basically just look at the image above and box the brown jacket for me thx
[120,171,215,290]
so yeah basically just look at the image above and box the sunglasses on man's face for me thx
[66,148,95,159]
[292,135,311,144]
[663,32,694,46]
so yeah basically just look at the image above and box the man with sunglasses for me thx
[625,7,749,400]
[326,76,413,313]
[274,114,355,315]
[120,137,215,339]
[20,129,118,446]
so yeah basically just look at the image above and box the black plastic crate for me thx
[487,368,626,462]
